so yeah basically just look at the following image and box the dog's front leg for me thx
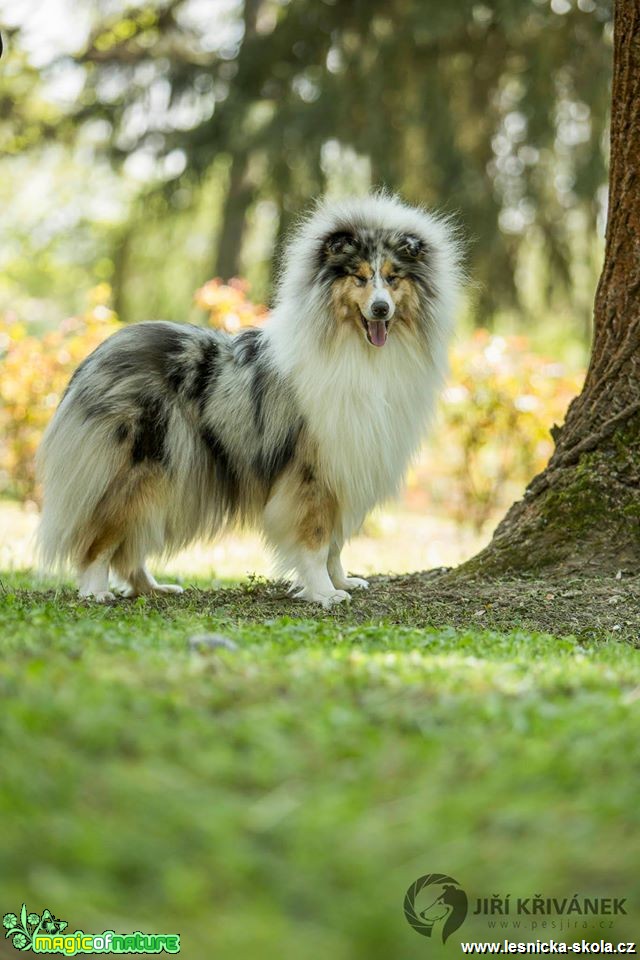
[290,544,350,608]
[264,467,350,609]
[328,538,369,592]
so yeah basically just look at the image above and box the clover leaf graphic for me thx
[3,914,18,930]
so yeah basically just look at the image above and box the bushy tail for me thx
[36,398,126,571]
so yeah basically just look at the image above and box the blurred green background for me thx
[0,0,611,347]
[2,5,635,960]
[0,0,613,558]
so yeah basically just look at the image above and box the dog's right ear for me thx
[323,231,357,258]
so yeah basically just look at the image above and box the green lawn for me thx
[1,574,639,959]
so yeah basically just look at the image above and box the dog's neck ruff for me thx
[264,308,445,536]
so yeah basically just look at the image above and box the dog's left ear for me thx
[397,234,425,259]
[323,231,357,258]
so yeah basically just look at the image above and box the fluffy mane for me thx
[264,192,463,533]
[271,190,462,354]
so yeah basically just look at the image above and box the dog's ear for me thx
[323,231,357,258]
[397,233,425,259]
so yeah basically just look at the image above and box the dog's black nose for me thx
[371,300,390,319]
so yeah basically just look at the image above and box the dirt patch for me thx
[204,570,640,641]
[32,568,640,642]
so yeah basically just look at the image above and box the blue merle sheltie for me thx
[37,192,462,607]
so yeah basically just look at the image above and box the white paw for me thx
[120,583,184,598]
[337,576,369,590]
[294,587,351,608]
[80,590,116,603]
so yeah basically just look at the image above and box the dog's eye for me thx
[352,275,367,287]
[386,275,400,285]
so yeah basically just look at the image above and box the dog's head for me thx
[318,227,431,347]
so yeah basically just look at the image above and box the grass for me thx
[1,572,639,959]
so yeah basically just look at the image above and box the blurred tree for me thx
[0,33,63,153]
[63,0,612,326]
[466,0,640,576]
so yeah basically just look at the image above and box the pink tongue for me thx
[367,320,387,347]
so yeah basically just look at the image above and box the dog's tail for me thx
[36,395,128,571]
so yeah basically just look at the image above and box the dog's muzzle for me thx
[362,298,392,347]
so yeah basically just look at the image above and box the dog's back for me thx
[37,320,299,584]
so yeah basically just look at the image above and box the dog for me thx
[36,192,461,607]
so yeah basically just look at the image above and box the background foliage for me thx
[0,287,120,500]
[0,0,611,335]
[0,0,607,525]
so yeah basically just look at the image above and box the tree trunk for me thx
[213,151,253,280]
[211,0,262,281]
[463,0,640,577]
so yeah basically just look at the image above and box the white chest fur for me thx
[269,324,446,534]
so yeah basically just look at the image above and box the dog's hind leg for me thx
[111,520,184,598]
[78,553,116,603]
[77,512,124,602]
[78,467,175,601]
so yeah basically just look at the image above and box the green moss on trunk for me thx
[458,422,640,578]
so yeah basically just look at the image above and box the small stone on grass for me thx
[188,633,238,652]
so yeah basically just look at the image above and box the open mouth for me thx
[360,313,389,347]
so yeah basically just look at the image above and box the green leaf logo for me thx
[3,904,67,951]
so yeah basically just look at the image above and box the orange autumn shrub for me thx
[415,330,584,532]
[194,277,268,332]
[0,285,121,500]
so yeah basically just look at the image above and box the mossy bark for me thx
[461,0,640,578]
[463,427,640,577]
